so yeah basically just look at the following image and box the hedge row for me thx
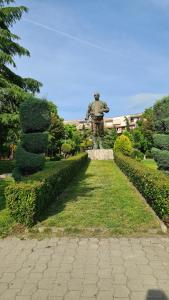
[0,160,15,175]
[5,153,88,226]
[114,152,169,221]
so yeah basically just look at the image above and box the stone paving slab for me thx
[0,237,169,299]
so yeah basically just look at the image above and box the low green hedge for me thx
[5,153,88,226]
[0,160,15,175]
[114,152,169,221]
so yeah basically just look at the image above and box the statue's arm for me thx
[85,104,92,120]
[102,102,109,113]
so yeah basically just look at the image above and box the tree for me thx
[63,124,82,154]
[47,102,64,157]
[0,0,42,158]
[103,128,117,149]
[124,116,130,132]
[140,107,154,151]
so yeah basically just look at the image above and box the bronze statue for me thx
[85,92,109,149]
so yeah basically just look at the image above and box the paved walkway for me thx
[0,237,169,300]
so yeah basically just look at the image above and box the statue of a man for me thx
[85,92,109,149]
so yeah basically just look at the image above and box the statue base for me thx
[86,149,114,160]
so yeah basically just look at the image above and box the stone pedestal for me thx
[86,149,114,160]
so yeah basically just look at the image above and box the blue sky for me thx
[13,0,169,120]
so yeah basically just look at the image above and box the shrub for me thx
[13,97,51,179]
[6,153,88,226]
[14,145,45,175]
[114,134,132,156]
[114,152,169,221]
[0,160,15,174]
[152,147,169,171]
[61,143,72,155]
[153,134,169,151]
[153,96,169,172]
[131,149,144,161]
[20,97,51,133]
[22,133,48,153]
[145,150,153,159]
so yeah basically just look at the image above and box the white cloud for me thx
[128,92,167,109]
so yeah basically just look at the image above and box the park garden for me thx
[0,0,169,238]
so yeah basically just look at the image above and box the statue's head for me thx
[94,92,100,101]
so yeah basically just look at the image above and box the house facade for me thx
[64,113,142,133]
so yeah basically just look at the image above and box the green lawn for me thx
[0,178,14,236]
[142,159,157,170]
[41,161,160,236]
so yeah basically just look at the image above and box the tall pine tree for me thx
[0,0,42,158]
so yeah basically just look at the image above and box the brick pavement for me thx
[0,237,169,299]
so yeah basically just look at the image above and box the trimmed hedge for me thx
[114,152,169,221]
[15,146,45,175]
[0,160,15,174]
[20,97,51,133]
[13,97,51,179]
[22,132,48,154]
[153,97,169,172]
[5,153,88,226]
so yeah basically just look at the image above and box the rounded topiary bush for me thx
[22,132,48,154]
[15,145,45,174]
[20,97,51,133]
[153,96,169,172]
[13,97,51,180]
[114,134,133,156]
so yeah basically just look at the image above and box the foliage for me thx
[13,97,50,179]
[14,145,45,176]
[63,124,82,154]
[6,153,88,226]
[124,116,130,132]
[0,177,15,237]
[152,147,169,171]
[152,96,169,172]
[47,102,64,157]
[132,127,147,153]
[114,152,169,221]
[103,128,117,149]
[22,132,48,153]
[153,134,169,151]
[145,150,153,159]
[114,134,133,156]
[80,139,93,151]
[123,130,133,142]
[129,108,154,155]
[61,143,72,158]
[0,160,15,174]
[0,0,42,158]
[131,149,144,161]
[20,97,51,133]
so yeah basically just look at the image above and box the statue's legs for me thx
[98,120,104,149]
[91,121,98,149]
